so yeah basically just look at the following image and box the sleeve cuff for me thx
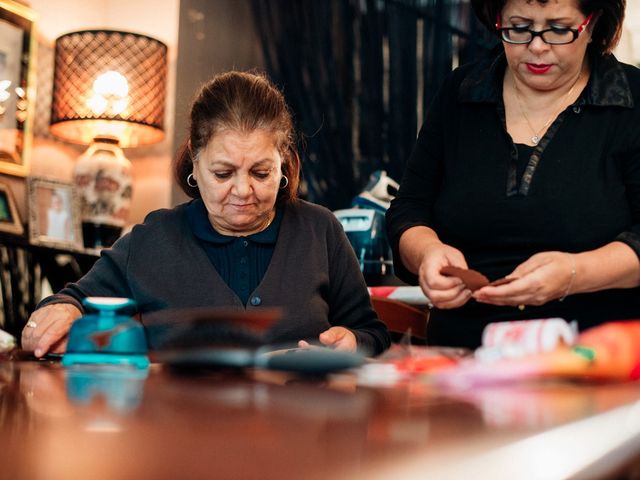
[353,329,390,357]
[35,294,84,314]
[616,232,640,260]
[389,221,429,285]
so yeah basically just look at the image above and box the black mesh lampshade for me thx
[50,30,168,147]
[49,30,168,249]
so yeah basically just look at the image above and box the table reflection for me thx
[65,365,148,413]
[3,357,640,480]
[442,381,640,430]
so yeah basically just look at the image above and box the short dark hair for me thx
[173,71,301,205]
[471,0,626,56]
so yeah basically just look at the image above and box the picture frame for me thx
[27,177,83,250]
[0,0,36,177]
[0,179,22,234]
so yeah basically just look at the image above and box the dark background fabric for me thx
[251,0,497,210]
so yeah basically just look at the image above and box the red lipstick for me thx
[526,63,552,74]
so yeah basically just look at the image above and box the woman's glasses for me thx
[496,13,593,45]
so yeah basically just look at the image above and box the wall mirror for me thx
[0,0,35,177]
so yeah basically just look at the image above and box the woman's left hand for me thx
[298,326,357,352]
[473,251,575,307]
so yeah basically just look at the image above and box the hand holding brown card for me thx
[440,266,516,291]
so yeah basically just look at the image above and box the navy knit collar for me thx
[186,198,282,244]
[458,50,634,109]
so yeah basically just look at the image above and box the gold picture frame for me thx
[0,180,22,234]
[0,0,36,177]
[28,177,83,250]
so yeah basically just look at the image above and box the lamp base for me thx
[82,221,123,249]
[74,137,132,249]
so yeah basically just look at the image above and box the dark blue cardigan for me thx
[40,200,391,355]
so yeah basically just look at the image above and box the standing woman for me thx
[23,71,390,357]
[387,0,640,348]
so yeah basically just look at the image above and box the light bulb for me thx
[93,71,129,97]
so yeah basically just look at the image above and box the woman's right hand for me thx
[417,243,473,309]
[21,303,82,357]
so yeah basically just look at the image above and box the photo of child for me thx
[28,178,81,248]
[45,189,72,241]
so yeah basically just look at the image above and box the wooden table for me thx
[1,355,640,480]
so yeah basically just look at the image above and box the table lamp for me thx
[49,30,168,248]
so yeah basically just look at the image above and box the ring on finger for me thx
[26,320,37,328]
[518,304,525,311]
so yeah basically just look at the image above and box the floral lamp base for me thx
[74,137,132,248]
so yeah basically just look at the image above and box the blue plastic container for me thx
[62,297,149,369]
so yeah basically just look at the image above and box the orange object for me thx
[394,355,458,374]
[575,320,640,380]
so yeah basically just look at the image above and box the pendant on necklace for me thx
[531,135,540,145]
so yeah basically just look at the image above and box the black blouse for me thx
[387,51,640,349]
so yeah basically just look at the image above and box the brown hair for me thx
[471,0,626,56]
[173,71,301,205]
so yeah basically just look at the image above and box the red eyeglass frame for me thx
[495,12,593,33]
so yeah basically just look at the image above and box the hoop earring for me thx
[279,175,289,190]
[187,173,198,188]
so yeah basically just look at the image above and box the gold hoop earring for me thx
[187,173,197,188]
[279,175,289,189]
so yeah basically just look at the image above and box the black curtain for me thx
[252,0,497,210]
[252,0,355,210]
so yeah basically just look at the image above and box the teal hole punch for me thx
[62,297,149,369]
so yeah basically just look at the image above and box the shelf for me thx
[0,231,100,338]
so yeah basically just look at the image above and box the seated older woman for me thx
[22,71,390,357]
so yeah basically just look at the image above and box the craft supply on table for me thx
[476,318,578,361]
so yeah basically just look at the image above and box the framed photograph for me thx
[0,0,36,177]
[27,177,83,249]
[0,180,22,234]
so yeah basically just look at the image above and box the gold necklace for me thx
[513,72,582,145]
[212,210,276,237]
[251,210,276,234]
